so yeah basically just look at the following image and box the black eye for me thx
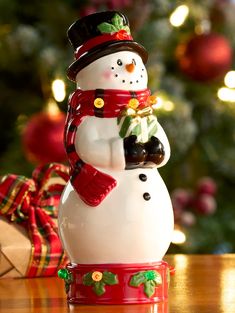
[117,59,123,66]
[132,58,136,65]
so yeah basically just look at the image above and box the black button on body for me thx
[143,192,151,201]
[139,174,147,182]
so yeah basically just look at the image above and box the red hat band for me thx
[75,30,133,60]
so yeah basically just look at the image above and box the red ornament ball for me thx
[176,33,232,82]
[22,111,66,164]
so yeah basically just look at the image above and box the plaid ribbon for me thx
[0,163,69,277]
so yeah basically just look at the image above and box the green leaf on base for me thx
[144,280,156,298]
[103,271,118,285]
[130,272,147,286]
[93,281,106,296]
[153,272,162,286]
[83,272,94,286]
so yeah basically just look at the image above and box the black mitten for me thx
[124,135,147,168]
[145,136,165,165]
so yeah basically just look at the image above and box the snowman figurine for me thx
[58,11,174,305]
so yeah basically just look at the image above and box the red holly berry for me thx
[171,188,192,209]
[197,177,217,196]
[173,206,183,222]
[115,30,130,40]
[193,194,217,215]
[181,211,196,226]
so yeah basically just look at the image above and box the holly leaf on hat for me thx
[97,22,117,34]
[98,13,130,35]
[112,14,130,34]
[122,25,130,34]
[112,14,123,28]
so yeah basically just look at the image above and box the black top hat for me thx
[67,11,148,81]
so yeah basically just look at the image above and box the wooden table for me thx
[0,255,235,313]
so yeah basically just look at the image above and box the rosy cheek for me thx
[102,70,112,80]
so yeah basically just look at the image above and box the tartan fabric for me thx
[0,163,69,277]
[65,88,151,207]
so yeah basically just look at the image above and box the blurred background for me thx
[0,0,235,255]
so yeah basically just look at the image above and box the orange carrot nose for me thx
[125,63,135,73]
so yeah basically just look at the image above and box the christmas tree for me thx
[0,0,235,254]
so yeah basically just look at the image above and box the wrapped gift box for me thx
[0,216,31,277]
[0,163,69,278]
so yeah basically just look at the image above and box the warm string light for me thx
[224,71,235,89]
[52,79,66,102]
[194,19,211,35]
[171,228,186,244]
[169,5,189,27]
[217,87,235,102]
[218,71,235,103]
[46,99,60,115]
[153,96,175,112]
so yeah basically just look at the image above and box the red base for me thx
[66,262,173,305]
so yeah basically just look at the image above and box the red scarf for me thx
[65,88,151,207]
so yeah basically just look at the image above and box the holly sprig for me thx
[83,271,118,296]
[129,270,162,298]
[97,13,130,34]
[58,268,73,293]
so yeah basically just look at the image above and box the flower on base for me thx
[83,271,118,296]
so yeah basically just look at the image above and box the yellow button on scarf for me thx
[128,98,139,109]
[94,98,104,108]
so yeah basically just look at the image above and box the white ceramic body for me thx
[58,50,174,264]
[58,117,174,264]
